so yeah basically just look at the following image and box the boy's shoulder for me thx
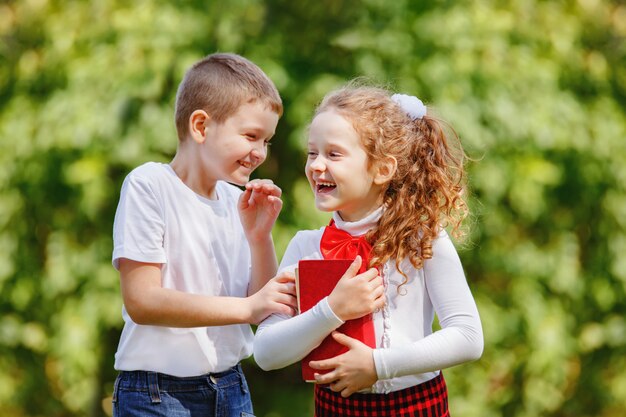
[125,162,243,197]
[126,161,168,180]
[121,162,177,199]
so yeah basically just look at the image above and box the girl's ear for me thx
[373,156,397,185]
[189,110,211,144]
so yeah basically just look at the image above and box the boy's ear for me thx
[189,110,210,144]
[373,156,397,185]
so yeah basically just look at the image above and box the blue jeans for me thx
[112,364,254,417]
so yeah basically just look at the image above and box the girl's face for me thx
[306,110,385,222]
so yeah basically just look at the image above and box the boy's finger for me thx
[276,301,297,316]
[262,183,282,196]
[238,188,252,209]
[274,272,295,282]
[269,196,283,212]
[278,294,298,308]
[282,283,297,296]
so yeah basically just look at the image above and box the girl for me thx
[254,83,483,416]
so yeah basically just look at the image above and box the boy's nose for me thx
[250,143,267,162]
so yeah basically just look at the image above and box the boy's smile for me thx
[306,110,384,222]
[206,101,279,186]
[172,101,279,199]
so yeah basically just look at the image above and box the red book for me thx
[296,259,376,382]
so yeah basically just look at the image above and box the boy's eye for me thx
[307,151,318,157]
[264,139,272,147]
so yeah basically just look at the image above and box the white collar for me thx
[332,207,383,236]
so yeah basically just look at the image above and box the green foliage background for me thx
[1,0,625,416]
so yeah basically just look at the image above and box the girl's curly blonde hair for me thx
[315,83,468,285]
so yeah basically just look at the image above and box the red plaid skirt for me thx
[314,373,449,417]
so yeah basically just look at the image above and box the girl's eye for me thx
[307,151,318,157]
[246,133,257,140]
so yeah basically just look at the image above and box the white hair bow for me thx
[391,93,427,120]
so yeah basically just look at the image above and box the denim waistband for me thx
[116,364,243,392]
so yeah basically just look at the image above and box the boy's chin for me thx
[227,173,250,186]
[230,179,249,187]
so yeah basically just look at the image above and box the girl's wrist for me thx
[327,293,347,321]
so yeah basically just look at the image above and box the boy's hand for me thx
[310,332,378,397]
[247,272,297,324]
[238,179,283,243]
[327,256,385,321]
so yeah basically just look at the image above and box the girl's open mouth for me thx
[316,181,336,193]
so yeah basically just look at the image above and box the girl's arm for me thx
[254,296,344,370]
[253,238,384,370]
[372,231,484,379]
[311,231,483,396]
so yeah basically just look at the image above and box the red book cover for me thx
[296,259,376,382]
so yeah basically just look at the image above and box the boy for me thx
[111,53,296,417]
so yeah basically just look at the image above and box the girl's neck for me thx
[333,206,383,236]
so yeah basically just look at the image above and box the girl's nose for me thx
[309,156,326,171]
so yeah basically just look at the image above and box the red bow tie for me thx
[320,220,372,274]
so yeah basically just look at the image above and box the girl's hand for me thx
[310,332,378,397]
[246,272,297,324]
[238,179,283,242]
[327,256,385,321]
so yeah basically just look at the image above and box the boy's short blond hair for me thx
[174,53,283,141]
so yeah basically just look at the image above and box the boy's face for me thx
[200,101,279,186]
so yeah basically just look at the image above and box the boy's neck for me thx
[170,149,218,200]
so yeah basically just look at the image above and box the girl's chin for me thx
[314,202,336,213]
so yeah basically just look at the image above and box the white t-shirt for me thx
[112,162,253,376]
[254,208,483,393]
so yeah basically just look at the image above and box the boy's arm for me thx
[119,258,294,326]
[238,179,282,295]
[247,233,278,295]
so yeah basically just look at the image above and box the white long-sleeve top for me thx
[254,209,483,393]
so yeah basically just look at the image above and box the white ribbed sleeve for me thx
[253,297,344,370]
[373,233,483,379]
